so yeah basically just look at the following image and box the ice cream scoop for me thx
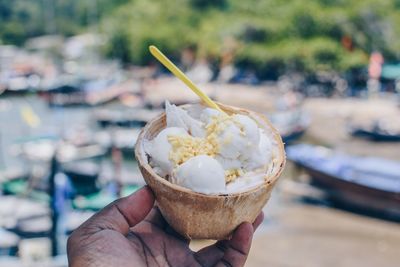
[243,129,273,171]
[145,127,188,176]
[200,108,260,161]
[215,155,242,170]
[166,101,205,137]
[233,114,260,159]
[200,108,222,124]
[215,122,247,159]
[173,155,226,194]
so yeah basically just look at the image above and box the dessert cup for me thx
[135,103,286,239]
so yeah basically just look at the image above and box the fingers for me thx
[214,222,253,267]
[144,206,167,228]
[252,212,264,230]
[115,186,155,228]
[194,243,225,266]
[195,212,264,266]
[75,186,155,236]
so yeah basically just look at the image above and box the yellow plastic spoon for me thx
[149,45,224,113]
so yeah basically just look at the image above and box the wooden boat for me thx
[62,160,100,196]
[94,128,141,156]
[286,144,400,220]
[0,196,49,239]
[14,137,106,163]
[43,78,139,107]
[282,126,307,144]
[0,228,19,256]
[12,216,51,238]
[268,109,309,144]
[349,118,400,142]
[350,126,400,142]
[93,108,162,128]
[39,77,83,106]
[0,168,29,184]
[65,211,95,234]
[72,185,141,211]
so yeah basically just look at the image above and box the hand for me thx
[67,186,264,267]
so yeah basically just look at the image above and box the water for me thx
[0,94,90,166]
[0,94,141,178]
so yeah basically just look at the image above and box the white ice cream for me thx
[166,101,205,137]
[146,127,188,176]
[233,114,260,159]
[144,102,275,194]
[173,155,226,194]
[215,155,242,170]
[243,129,272,171]
[200,108,248,159]
[200,108,222,123]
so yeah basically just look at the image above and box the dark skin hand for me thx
[67,186,264,267]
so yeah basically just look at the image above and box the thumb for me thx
[75,186,155,236]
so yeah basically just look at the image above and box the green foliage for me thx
[2,0,400,77]
[0,0,127,44]
[102,0,400,77]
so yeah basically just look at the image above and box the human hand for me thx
[67,186,264,267]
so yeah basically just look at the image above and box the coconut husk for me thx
[135,103,286,239]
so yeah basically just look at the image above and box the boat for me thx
[93,108,162,128]
[268,109,310,143]
[62,160,100,196]
[7,210,95,240]
[65,211,95,234]
[0,165,48,198]
[264,91,309,143]
[94,128,141,155]
[282,127,307,143]
[0,228,19,256]
[351,127,400,141]
[72,185,141,211]
[0,196,49,222]
[12,216,51,238]
[0,196,49,239]
[349,121,400,142]
[0,64,42,94]
[13,137,106,163]
[42,78,139,107]
[286,144,400,220]
[0,168,29,183]
[0,84,5,95]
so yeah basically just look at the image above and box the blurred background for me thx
[0,0,400,266]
